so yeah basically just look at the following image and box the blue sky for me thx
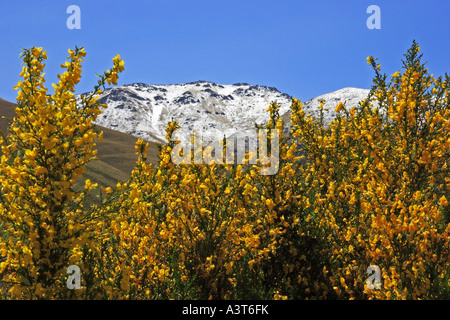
[0,0,449,103]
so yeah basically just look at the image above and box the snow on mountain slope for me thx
[302,87,370,121]
[281,87,371,136]
[90,81,370,145]
[93,81,292,143]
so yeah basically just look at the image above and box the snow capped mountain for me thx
[93,81,293,143]
[90,81,370,144]
[281,87,371,135]
[302,87,370,120]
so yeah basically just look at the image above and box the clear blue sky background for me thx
[0,0,449,103]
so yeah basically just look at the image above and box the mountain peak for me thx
[88,83,369,144]
[92,81,294,143]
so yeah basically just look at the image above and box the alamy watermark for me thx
[67,5,81,30]
[66,265,81,289]
[170,129,280,175]
[366,265,381,290]
[366,5,381,30]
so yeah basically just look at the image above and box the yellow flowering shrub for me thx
[0,47,124,299]
[0,41,448,300]
[283,41,449,299]
[99,118,283,299]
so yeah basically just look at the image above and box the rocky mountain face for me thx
[89,81,370,144]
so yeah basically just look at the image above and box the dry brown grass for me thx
[0,97,160,188]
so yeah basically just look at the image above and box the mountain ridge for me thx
[90,81,369,144]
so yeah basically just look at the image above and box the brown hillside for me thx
[0,97,160,187]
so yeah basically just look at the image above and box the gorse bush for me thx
[0,41,448,299]
[284,41,449,299]
[0,47,124,299]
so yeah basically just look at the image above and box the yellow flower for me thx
[439,195,448,206]
[112,54,121,64]
[266,198,276,210]
[335,102,344,112]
